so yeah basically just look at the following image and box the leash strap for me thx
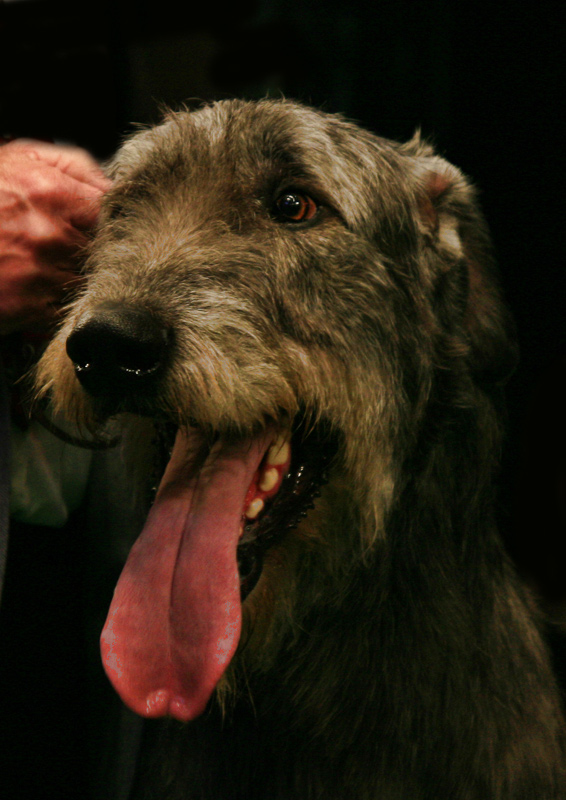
[0,351,10,600]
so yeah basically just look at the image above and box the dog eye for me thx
[273,192,318,223]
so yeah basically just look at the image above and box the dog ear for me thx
[408,142,518,385]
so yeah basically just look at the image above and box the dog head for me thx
[36,99,516,721]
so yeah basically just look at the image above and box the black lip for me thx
[237,417,337,599]
[149,415,338,601]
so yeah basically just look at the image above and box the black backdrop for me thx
[2,0,565,636]
[1,2,565,793]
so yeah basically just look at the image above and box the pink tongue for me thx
[100,427,273,721]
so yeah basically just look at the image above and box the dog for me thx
[36,99,566,798]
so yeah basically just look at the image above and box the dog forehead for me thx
[118,102,334,169]
[108,99,414,231]
[118,101,390,181]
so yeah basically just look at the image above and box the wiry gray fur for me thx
[37,99,565,799]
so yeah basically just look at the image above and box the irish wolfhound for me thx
[37,99,565,798]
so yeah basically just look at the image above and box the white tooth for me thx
[259,467,279,492]
[266,435,290,466]
[245,498,264,520]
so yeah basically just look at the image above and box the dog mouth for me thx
[151,417,335,598]
[100,413,335,723]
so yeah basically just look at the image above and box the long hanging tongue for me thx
[101,426,274,722]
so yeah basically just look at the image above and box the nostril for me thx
[66,303,171,397]
[67,324,167,375]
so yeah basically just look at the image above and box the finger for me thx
[11,139,111,193]
[60,186,106,231]
[20,208,92,261]
[2,140,109,230]
[33,171,106,231]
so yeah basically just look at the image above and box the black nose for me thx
[66,303,171,397]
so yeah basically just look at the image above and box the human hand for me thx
[0,140,111,334]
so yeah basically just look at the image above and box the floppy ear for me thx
[409,143,518,385]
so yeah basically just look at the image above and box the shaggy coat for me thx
[37,99,565,799]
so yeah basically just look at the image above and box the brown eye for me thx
[273,192,318,222]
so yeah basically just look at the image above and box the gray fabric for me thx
[0,352,144,796]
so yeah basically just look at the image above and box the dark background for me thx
[1,0,565,794]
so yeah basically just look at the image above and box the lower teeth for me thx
[245,498,264,520]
